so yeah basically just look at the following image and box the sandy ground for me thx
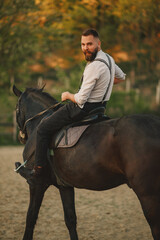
[0,146,153,240]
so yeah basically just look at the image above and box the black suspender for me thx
[94,54,112,102]
[94,55,111,71]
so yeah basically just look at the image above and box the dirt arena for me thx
[0,146,153,240]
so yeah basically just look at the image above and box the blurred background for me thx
[0,0,160,145]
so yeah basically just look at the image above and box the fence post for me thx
[130,70,135,85]
[13,111,17,142]
[135,88,140,102]
[156,80,160,105]
[126,70,135,93]
[126,78,131,92]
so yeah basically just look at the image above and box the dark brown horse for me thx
[13,85,160,240]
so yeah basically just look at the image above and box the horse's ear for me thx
[13,85,22,97]
[40,83,46,92]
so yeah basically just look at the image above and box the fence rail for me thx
[0,111,17,142]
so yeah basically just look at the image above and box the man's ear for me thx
[13,85,22,97]
[98,40,101,51]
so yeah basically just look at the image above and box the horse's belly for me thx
[54,152,125,190]
[68,172,125,191]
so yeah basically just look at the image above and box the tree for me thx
[0,0,159,89]
[0,0,41,87]
[114,0,160,73]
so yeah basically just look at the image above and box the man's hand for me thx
[114,78,125,85]
[61,91,76,103]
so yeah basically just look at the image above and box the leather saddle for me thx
[52,107,110,148]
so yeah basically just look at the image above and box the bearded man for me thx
[31,29,126,176]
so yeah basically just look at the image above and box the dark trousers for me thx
[35,101,106,167]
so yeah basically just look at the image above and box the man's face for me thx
[81,35,101,61]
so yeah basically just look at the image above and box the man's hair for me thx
[82,29,99,39]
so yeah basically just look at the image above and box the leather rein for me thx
[19,101,62,140]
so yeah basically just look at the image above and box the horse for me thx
[13,85,160,240]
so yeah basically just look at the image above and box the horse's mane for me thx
[24,88,58,107]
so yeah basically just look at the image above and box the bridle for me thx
[16,99,63,141]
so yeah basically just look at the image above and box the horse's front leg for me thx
[23,183,49,240]
[59,186,78,240]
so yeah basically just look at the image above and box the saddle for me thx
[51,107,110,149]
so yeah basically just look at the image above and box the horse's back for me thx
[116,114,160,137]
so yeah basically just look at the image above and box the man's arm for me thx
[61,91,76,103]
[114,63,126,84]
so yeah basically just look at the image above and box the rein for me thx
[20,101,62,138]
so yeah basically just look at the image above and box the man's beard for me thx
[84,47,98,61]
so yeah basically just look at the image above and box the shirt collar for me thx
[95,50,103,59]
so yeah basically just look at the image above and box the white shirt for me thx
[74,50,126,108]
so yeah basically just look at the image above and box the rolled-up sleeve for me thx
[115,64,126,80]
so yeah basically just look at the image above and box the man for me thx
[31,29,126,176]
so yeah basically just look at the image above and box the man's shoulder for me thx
[97,51,114,61]
[95,50,107,59]
[85,59,108,76]
[94,51,111,67]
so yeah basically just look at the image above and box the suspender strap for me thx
[79,75,84,89]
[94,54,112,102]
[94,57,111,71]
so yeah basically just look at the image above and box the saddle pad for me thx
[57,125,89,148]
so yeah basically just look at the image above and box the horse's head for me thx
[13,85,27,144]
[13,85,59,144]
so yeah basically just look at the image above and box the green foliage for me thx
[0,135,20,146]
[107,90,151,118]
[0,88,18,146]
[55,61,85,91]
[0,0,39,87]
[114,0,160,72]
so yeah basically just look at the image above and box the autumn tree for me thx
[114,0,160,73]
[0,0,159,89]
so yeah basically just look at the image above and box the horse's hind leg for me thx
[136,194,160,240]
[59,186,78,240]
[23,183,49,240]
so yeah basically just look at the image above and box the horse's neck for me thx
[23,89,60,138]
[25,98,53,137]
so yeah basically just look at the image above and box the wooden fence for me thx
[0,111,17,142]
[125,72,160,105]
